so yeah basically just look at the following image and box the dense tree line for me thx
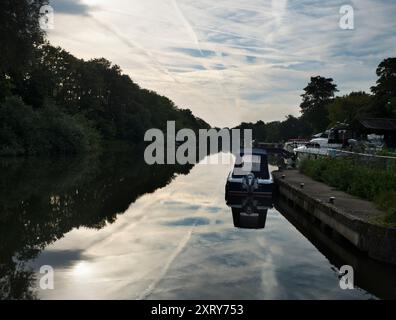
[0,0,209,156]
[235,58,396,143]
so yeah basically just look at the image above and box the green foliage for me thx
[377,148,396,157]
[327,92,372,125]
[0,96,99,155]
[0,0,45,103]
[375,191,396,225]
[1,41,209,156]
[363,57,396,118]
[0,0,45,74]
[371,58,396,100]
[38,105,90,155]
[300,76,338,132]
[234,116,311,143]
[0,96,39,155]
[5,44,210,155]
[300,157,396,226]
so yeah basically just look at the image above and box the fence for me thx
[295,148,396,171]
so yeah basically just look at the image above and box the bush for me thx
[375,191,396,225]
[0,96,100,156]
[300,157,396,226]
[0,96,38,155]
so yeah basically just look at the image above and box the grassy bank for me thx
[299,157,396,226]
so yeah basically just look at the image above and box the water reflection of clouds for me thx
[33,154,373,299]
[35,156,233,299]
[164,217,211,226]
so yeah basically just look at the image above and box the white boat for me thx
[284,139,309,153]
[293,138,338,156]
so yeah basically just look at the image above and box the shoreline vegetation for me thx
[299,157,396,227]
[0,43,210,156]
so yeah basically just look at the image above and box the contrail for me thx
[90,16,178,83]
[137,223,195,300]
[171,0,203,55]
[170,0,236,120]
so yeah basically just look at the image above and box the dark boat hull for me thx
[225,181,275,199]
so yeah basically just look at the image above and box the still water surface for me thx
[1,151,395,299]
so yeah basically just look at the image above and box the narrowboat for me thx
[225,148,274,199]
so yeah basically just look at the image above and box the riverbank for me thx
[299,157,396,226]
[273,170,396,265]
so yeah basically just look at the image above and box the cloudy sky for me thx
[47,0,396,127]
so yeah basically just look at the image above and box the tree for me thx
[300,76,338,132]
[265,121,281,142]
[369,58,396,118]
[253,120,266,141]
[279,115,311,141]
[327,92,372,125]
[1,40,211,155]
[371,58,396,98]
[0,0,46,100]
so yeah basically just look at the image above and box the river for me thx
[1,151,395,300]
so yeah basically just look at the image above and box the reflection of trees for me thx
[0,147,193,299]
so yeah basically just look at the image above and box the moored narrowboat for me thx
[225,149,275,199]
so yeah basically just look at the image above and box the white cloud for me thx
[48,0,396,127]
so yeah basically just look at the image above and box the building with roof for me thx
[353,118,396,147]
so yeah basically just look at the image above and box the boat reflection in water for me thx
[225,148,275,229]
[226,195,273,229]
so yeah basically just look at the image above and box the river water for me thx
[1,151,395,300]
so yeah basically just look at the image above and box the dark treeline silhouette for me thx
[0,0,209,156]
[234,59,396,142]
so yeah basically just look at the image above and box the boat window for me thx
[307,143,320,148]
[233,154,261,174]
[232,153,270,179]
[241,155,261,172]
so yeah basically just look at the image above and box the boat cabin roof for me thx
[233,148,270,179]
[237,148,268,157]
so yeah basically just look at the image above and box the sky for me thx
[47,0,396,127]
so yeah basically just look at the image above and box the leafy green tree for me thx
[253,120,266,141]
[0,0,46,100]
[371,58,396,99]
[300,76,338,132]
[265,121,281,142]
[0,96,96,155]
[327,92,372,125]
[0,96,38,155]
[279,115,311,141]
[369,58,396,117]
